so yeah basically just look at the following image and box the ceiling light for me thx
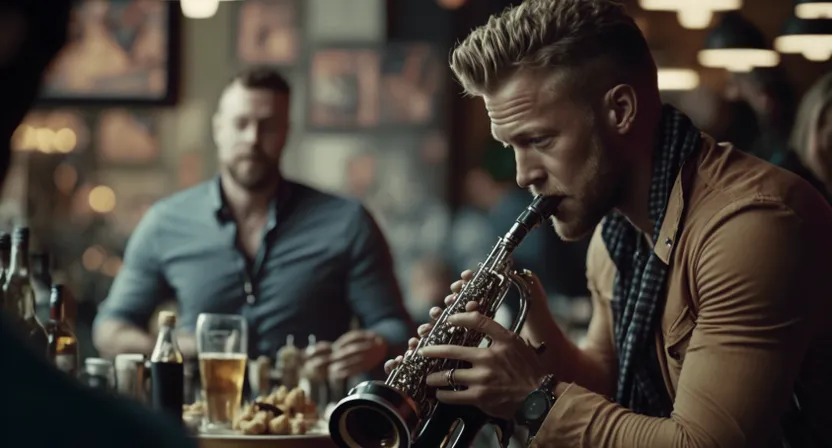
[775,15,832,61]
[698,12,780,72]
[639,0,742,29]
[658,68,700,91]
[795,0,832,19]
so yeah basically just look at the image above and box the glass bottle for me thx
[3,226,47,357]
[45,284,78,376]
[0,232,10,309]
[150,311,184,424]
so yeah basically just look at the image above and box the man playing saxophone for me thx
[384,0,832,446]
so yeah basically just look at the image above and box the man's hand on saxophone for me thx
[383,268,556,421]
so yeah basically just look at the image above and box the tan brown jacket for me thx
[534,135,832,447]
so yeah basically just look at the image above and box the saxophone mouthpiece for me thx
[504,195,561,247]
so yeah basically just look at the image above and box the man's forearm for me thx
[520,306,616,397]
[93,319,155,359]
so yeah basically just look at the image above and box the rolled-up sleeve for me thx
[345,204,415,355]
[94,205,173,330]
[533,203,820,447]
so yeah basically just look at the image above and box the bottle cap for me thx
[114,354,145,370]
[85,358,114,376]
[49,284,65,306]
[158,311,176,327]
[11,226,28,245]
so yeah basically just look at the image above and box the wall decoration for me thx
[234,0,301,66]
[307,48,381,129]
[38,0,180,105]
[97,109,160,165]
[306,0,384,43]
[379,44,445,126]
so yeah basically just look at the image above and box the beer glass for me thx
[196,313,248,432]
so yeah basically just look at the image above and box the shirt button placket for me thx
[244,280,256,305]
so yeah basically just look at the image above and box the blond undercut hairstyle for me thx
[450,0,656,99]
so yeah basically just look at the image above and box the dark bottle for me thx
[0,232,10,309]
[3,227,47,357]
[150,311,184,424]
[45,284,78,376]
[30,251,52,323]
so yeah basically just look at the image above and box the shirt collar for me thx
[210,176,292,224]
[652,132,704,264]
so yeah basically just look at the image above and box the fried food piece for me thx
[273,385,289,404]
[268,414,290,435]
[253,410,273,424]
[290,418,307,435]
[240,418,267,435]
[284,388,306,412]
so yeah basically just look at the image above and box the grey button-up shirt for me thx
[94,177,414,359]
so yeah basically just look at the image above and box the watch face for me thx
[522,391,550,422]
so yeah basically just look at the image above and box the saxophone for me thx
[329,194,560,448]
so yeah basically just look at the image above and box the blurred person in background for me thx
[787,71,832,202]
[725,67,796,165]
[0,0,194,446]
[93,67,414,385]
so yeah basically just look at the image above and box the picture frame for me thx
[306,42,445,130]
[307,46,382,130]
[96,109,160,165]
[379,43,446,127]
[37,0,181,106]
[232,0,302,67]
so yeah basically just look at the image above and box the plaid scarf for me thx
[601,105,701,417]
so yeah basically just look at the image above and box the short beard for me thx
[552,132,621,242]
[227,162,278,192]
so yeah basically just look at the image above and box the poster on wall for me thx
[234,0,301,66]
[97,109,160,165]
[379,44,445,127]
[38,0,180,105]
[307,48,381,129]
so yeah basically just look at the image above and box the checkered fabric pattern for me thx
[601,105,702,417]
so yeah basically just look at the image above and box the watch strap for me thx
[524,374,558,443]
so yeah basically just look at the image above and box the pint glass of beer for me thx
[196,313,248,432]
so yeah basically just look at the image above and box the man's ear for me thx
[602,84,638,136]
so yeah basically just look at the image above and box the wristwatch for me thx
[516,374,558,443]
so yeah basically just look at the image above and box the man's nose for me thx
[241,123,259,143]
[515,152,546,189]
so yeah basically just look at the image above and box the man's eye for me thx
[527,137,552,148]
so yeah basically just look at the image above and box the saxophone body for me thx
[329,195,560,448]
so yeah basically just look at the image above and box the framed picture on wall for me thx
[233,0,302,66]
[96,109,160,165]
[37,0,181,106]
[379,43,445,127]
[307,47,382,129]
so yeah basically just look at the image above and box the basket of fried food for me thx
[233,386,321,436]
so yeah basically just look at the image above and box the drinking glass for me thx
[196,313,248,433]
